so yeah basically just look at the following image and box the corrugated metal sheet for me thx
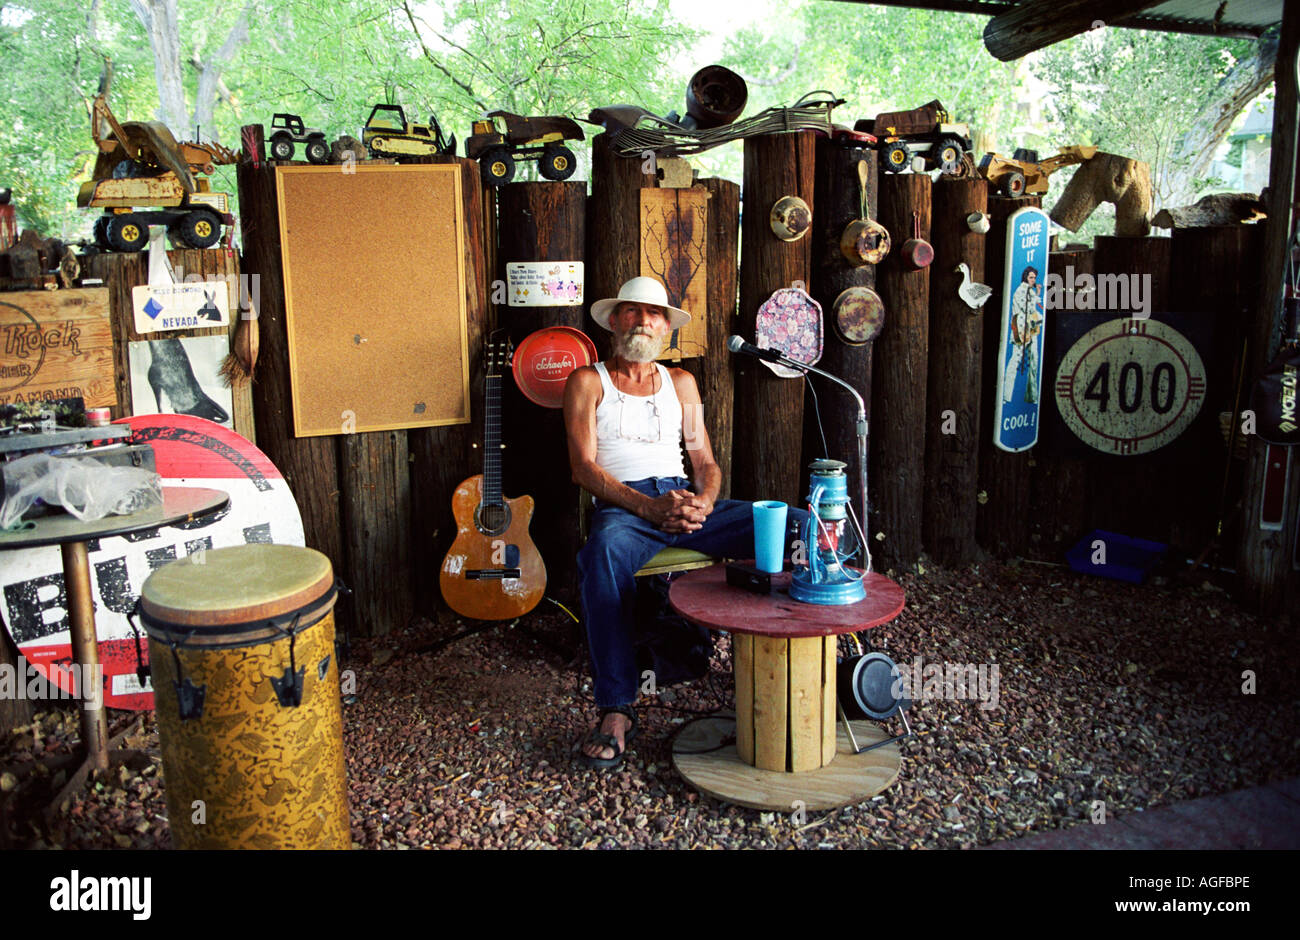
[852,0,1282,37]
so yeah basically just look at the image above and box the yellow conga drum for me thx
[140,544,350,849]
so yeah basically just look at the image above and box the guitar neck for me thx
[483,373,503,505]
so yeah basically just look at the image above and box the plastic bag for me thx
[1,453,163,530]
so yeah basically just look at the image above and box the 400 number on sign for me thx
[1054,318,1207,455]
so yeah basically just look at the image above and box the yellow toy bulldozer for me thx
[978,145,1099,197]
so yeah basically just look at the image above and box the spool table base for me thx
[671,714,900,811]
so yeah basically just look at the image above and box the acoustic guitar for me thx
[439,340,547,620]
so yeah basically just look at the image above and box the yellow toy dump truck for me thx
[465,111,585,187]
[78,95,236,252]
[855,100,972,174]
[978,145,1099,197]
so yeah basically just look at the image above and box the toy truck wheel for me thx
[539,146,576,181]
[106,214,148,252]
[176,210,222,249]
[481,148,515,186]
[269,135,295,161]
[93,215,112,249]
[367,138,387,158]
[1001,170,1027,197]
[305,138,330,164]
[881,141,910,173]
[935,136,965,174]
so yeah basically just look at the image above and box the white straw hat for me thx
[589,276,691,331]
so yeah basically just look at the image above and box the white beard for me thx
[614,329,663,363]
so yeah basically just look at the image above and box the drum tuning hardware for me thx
[175,677,207,721]
[272,665,307,708]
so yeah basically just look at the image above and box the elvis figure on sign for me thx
[1002,265,1043,404]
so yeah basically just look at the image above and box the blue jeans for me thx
[578,476,808,709]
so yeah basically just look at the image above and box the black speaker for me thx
[836,651,913,752]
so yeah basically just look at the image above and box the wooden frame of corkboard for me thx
[275,164,470,437]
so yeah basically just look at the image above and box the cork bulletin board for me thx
[276,164,470,436]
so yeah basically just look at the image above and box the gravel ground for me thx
[2,559,1297,850]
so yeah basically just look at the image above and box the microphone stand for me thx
[761,350,872,574]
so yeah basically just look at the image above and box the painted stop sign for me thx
[1054,317,1207,455]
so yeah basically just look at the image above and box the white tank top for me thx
[593,362,686,482]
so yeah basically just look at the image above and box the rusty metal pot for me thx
[839,160,890,266]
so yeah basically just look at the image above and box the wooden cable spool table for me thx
[668,564,906,811]
[0,487,229,808]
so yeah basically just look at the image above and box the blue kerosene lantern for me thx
[789,459,868,605]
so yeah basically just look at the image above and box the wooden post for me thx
[734,131,816,505]
[1240,0,1300,614]
[0,634,32,735]
[1088,236,1187,546]
[236,150,349,629]
[1170,226,1264,552]
[339,432,411,636]
[870,172,931,569]
[976,195,1040,558]
[497,181,586,601]
[923,178,986,566]
[983,0,1166,61]
[407,156,487,624]
[698,177,740,499]
[1029,247,1093,558]
[803,141,877,516]
[586,134,654,361]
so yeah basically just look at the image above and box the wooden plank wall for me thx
[224,144,1277,628]
[238,152,486,638]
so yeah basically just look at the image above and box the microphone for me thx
[726,334,788,364]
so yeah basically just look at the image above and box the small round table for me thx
[668,564,905,811]
[0,486,229,799]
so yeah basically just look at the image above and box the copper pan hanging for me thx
[839,160,890,266]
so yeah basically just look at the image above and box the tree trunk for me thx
[131,0,188,132]
[924,177,987,566]
[733,130,816,507]
[497,181,586,602]
[977,195,1040,558]
[698,177,740,500]
[870,172,931,570]
[1163,27,1279,208]
[803,141,877,528]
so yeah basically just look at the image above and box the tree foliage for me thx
[0,0,1278,246]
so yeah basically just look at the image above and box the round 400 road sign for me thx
[1054,317,1206,455]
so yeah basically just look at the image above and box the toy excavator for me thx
[978,145,1099,197]
[78,94,237,252]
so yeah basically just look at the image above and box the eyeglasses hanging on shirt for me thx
[616,391,662,443]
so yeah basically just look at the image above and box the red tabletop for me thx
[668,564,905,638]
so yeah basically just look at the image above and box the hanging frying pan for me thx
[900,211,934,270]
[837,651,910,720]
[839,160,891,266]
[831,286,885,346]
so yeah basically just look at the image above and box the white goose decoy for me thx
[956,262,993,310]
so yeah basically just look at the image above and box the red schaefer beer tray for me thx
[512,326,598,409]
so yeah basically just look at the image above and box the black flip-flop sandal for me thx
[576,706,638,770]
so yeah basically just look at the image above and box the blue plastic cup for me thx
[752,501,788,574]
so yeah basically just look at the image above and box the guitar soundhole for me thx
[476,502,511,536]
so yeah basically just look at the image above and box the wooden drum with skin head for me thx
[140,544,349,849]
